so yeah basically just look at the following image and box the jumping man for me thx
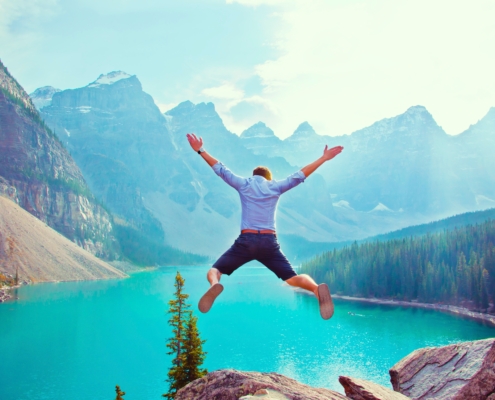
[187,133,343,320]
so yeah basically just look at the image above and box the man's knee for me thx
[208,268,222,278]
[285,274,300,285]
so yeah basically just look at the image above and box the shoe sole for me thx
[198,283,224,313]
[318,283,334,320]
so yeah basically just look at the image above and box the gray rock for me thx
[339,376,410,400]
[389,338,495,399]
[175,369,349,400]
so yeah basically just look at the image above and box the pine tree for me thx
[182,312,207,383]
[115,385,125,400]
[163,272,207,399]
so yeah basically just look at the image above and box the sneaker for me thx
[317,283,334,320]
[198,283,224,313]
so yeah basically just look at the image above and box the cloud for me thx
[199,79,279,135]
[201,83,245,101]
[0,0,59,70]
[0,0,58,33]
[155,102,178,113]
[226,0,286,6]
[225,0,495,137]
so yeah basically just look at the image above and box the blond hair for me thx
[252,166,272,181]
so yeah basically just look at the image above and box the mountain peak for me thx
[0,60,38,114]
[483,106,495,121]
[405,105,429,115]
[88,71,133,88]
[30,86,61,110]
[288,121,317,140]
[168,100,218,116]
[401,105,436,123]
[460,106,495,137]
[241,122,275,139]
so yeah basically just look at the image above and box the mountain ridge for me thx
[31,70,495,257]
[0,60,117,259]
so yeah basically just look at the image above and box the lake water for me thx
[1,265,494,400]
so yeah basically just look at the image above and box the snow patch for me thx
[333,200,353,210]
[369,202,393,212]
[88,71,132,87]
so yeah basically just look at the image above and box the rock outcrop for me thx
[390,338,495,399]
[175,369,349,400]
[339,376,410,400]
[0,60,116,258]
[173,338,495,400]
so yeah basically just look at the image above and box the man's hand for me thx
[187,133,203,152]
[301,144,344,177]
[186,133,219,167]
[322,145,344,161]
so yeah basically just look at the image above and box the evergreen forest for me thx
[300,219,495,311]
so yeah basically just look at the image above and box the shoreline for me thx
[0,284,21,303]
[333,294,495,328]
[289,286,495,328]
[0,264,169,303]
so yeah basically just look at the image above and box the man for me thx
[187,133,343,320]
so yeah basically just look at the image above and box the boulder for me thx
[339,376,410,400]
[175,369,349,400]
[390,338,495,399]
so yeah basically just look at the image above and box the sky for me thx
[1,0,495,138]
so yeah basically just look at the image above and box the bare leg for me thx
[199,268,224,313]
[286,274,334,320]
[285,274,319,297]
[207,268,222,286]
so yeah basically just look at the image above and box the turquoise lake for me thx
[1,265,494,400]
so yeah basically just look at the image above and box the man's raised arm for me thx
[186,133,246,190]
[301,145,344,178]
[187,133,218,167]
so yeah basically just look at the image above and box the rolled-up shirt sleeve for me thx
[212,162,246,190]
[275,170,306,194]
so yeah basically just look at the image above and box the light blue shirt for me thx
[212,162,306,231]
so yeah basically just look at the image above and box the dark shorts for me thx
[212,233,297,281]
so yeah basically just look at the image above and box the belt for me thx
[241,229,276,235]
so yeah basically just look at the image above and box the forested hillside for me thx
[300,220,495,311]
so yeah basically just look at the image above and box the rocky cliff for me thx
[175,369,348,400]
[0,60,116,258]
[36,71,180,242]
[176,338,495,400]
[390,338,495,399]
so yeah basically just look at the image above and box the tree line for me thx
[300,220,495,311]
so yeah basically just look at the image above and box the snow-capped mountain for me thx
[240,122,282,155]
[32,72,495,258]
[30,86,61,110]
[240,104,495,218]
[88,71,132,87]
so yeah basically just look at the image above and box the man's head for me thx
[253,166,272,181]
